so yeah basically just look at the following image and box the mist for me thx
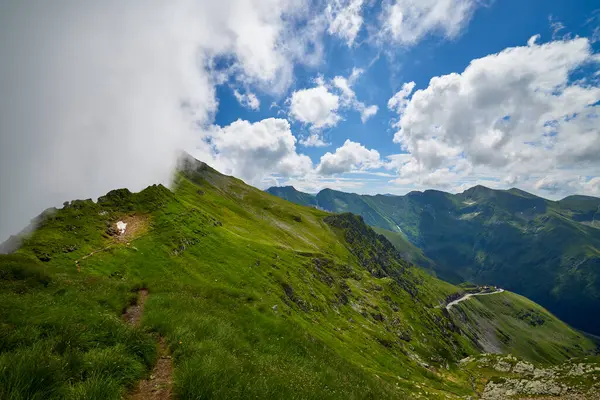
[0,0,313,242]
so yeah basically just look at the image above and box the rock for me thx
[494,359,512,372]
[272,304,278,312]
[513,361,535,375]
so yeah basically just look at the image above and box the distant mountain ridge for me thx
[266,185,600,335]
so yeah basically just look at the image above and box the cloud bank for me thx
[0,0,319,241]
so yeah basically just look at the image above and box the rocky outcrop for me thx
[467,355,600,400]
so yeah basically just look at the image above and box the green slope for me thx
[265,186,318,208]
[0,156,597,399]
[449,290,594,364]
[267,184,600,336]
[371,227,438,274]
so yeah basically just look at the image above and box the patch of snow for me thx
[116,221,127,235]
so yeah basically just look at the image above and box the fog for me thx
[0,0,312,242]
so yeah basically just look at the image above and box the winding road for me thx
[446,288,505,310]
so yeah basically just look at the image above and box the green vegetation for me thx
[265,186,318,208]
[0,156,597,399]
[372,227,438,274]
[449,291,595,364]
[267,184,600,335]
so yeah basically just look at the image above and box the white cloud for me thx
[387,81,416,114]
[534,175,572,194]
[233,90,260,110]
[280,175,367,193]
[527,34,541,47]
[531,174,600,198]
[584,177,600,196]
[0,0,324,241]
[288,68,376,131]
[333,76,356,100]
[549,15,569,41]
[360,105,379,122]
[390,167,458,189]
[289,86,341,129]
[387,37,600,194]
[317,139,381,175]
[332,69,378,122]
[326,0,365,46]
[203,118,313,185]
[381,0,476,45]
[278,170,386,193]
[299,133,330,147]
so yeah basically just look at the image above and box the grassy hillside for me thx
[372,227,438,274]
[265,186,318,208]
[267,185,600,336]
[449,291,593,364]
[0,156,597,399]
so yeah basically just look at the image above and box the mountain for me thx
[265,186,318,208]
[267,184,600,336]
[0,157,598,399]
[371,226,439,273]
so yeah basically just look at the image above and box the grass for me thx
[448,291,597,364]
[0,157,597,399]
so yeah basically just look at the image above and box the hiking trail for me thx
[124,289,173,400]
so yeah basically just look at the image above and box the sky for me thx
[0,0,599,241]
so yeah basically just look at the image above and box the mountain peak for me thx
[267,185,299,192]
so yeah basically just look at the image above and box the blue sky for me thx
[210,0,600,196]
[1,0,599,241]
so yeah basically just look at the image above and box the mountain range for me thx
[267,185,600,336]
[1,156,599,399]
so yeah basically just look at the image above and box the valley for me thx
[267,185,600,336]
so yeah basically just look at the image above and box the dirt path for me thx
[75,244,114,272]
[123,289,149,325]
[124,289,173,400]
[446,288,505,310]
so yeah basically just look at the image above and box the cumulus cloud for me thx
[317,139,381,175]
[201,118,313,185]
[381,0,476,45]
[326,0,365,46]
[0,0,323,241]
[288,68,377,135]
[387,37,600,196]
[289,86,341,129]
[233,90,260,110]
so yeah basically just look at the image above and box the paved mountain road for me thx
[446,288,505,310]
